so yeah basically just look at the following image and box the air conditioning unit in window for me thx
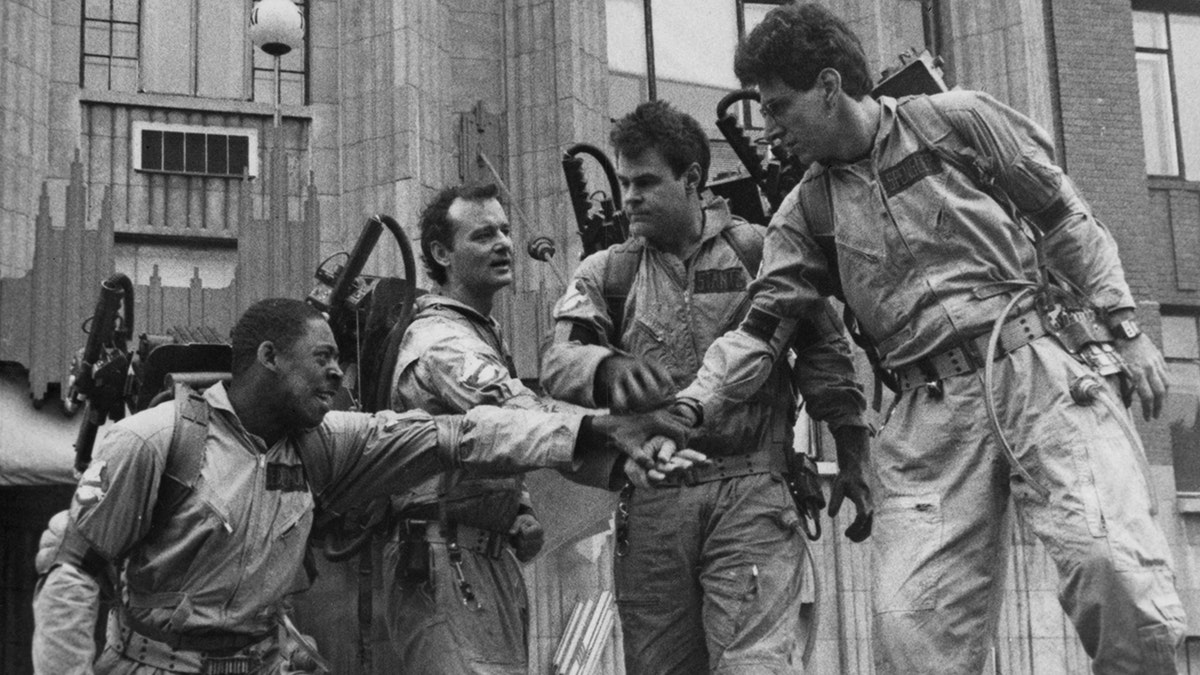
[132,121,260,178]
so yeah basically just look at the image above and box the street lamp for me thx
[249,0,304,128]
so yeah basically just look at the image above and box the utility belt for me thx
[111,610,275,674]
[657,445,787,487]
[393,517,511,559]
[893,308,1048,393]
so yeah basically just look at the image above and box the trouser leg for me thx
[615,486,708,675]
[1002,341,1186,675]
[871,378,1011,675]
[700,473,806,675]
[383,537,528,675]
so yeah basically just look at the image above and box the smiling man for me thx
[33,297,695,674]
[541,101,868,674]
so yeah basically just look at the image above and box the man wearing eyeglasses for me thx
[675,3,1184,674]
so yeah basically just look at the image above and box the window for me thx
[1163,312,1200,497]
[133,122,259,178]
[1133,7,1200,180]
[82,0,140,92]
[82,0,308,105]
[606,0,783,136]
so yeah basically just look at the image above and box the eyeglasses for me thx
[759,94,794,120]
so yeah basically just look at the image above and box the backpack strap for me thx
[718,220,763,280]
[599,240,646,342]
[151,383,209,535]
[796,173,897,408]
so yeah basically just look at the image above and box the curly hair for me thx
[416,183,501,285]
[610,100,710,190]
[734,3,873,99]
[230,298,324,376]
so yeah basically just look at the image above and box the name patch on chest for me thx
[880,149,941,197]
[694,268,746,294]
[266,463,308,492]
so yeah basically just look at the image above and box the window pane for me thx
[142,130,163,171]
[142,0,194,95]
[651,0,738,89]
[112,22,138,59]
[1163,315,1200,360]
[185,133,206,173]
[162,131,185,172]
[279,70,305,106]
[744,3,775,35]
[1136,52,1179,175]
[228,136,249,176]
[84,23,112,56]
[1170,14,1200,181]
[197,0,245,99]
[110,58,138,92]
[1133,11,1168,50]
[607,0,647,76]
[112,0,138,23]
[207,135,228,175]
[252,68,275,104]
[609,71,646,120]
[658,78,731,136]
[1167,361,1200,494]
[83,56,110,89]
[85,0,111,20]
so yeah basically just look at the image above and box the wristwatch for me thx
[1109,318,1142,341]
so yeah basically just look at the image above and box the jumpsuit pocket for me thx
[874,493,944,613]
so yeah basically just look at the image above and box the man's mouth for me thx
[490,259,512,270]
[315,389,336,405]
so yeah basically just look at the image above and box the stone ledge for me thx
[79,89,312,120]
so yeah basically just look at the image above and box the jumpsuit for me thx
[543,199,866,674]
[679,90,1187,674]
[37,382,598,674]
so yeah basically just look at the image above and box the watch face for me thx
[1114,319,1142,340]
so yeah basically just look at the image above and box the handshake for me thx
[584,354,709,488]
[584,402,706,488]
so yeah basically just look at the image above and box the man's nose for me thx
[495,230,513,252]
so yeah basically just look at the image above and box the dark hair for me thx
[734,3,873,99]
[610,100,710,190]
[230,298,324,376]
[417,183,501,285]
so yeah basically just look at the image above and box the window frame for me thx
[1133,6,1187,179]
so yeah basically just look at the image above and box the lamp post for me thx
[249,0,304,129]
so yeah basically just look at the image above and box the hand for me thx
[598,355,674,412]
[829,427,874,542]
[622,437,709,488]
[590,408,692,471]
[1113,333,1169,420]
[508,513,545,562]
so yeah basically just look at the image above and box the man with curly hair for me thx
[675,3,1186,673]
[542,100,869,674]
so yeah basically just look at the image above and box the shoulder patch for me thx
[559,280,591,313]
[74,460,108,506]
[457,352,509,391]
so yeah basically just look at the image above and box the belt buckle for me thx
[201,654,261,675]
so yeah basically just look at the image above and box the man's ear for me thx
[818,68,843,106]
[684,163,702,193]
[429,240,452,270]
[257,341,279,372]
